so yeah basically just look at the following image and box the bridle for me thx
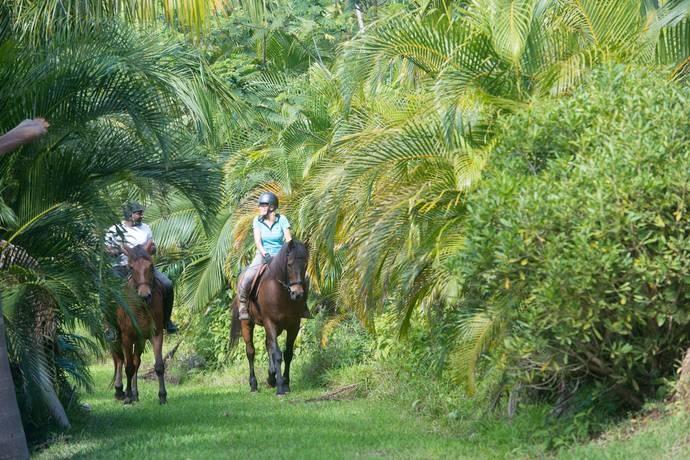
[278,277,304,291]
[127,265,153,292]
[276,250,306,292]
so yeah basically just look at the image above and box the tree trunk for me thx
[0,117,48,459]
[354,2,365,32]
[0,303,29,460]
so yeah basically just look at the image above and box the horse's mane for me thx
[267,240,307,280]
[129,244,152,261]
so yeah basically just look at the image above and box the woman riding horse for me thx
[237,192,310,321]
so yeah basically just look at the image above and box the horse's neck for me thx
[265,257,284,281]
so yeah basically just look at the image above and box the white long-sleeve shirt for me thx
[105,222,153,266]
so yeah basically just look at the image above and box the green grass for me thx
[33,352,690,460]
[34,356,537,460]
[556,409,690,459]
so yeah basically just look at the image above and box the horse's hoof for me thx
[266,378,276,388]
[250,386,258,392]
[114,391,126,401]
[159,398,167,405]
[124,398,133,405]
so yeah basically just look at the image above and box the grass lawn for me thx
[556,409,690,460]
[34,355,536,460]
[33,350,690,460]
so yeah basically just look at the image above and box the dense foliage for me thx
[453,66,690,409]
[0,12,222,440]
[3,0,690,450]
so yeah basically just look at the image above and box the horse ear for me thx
[288,239,294,249]
[144,239,154,254]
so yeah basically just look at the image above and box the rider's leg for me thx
[153,269,176,334]
[301,304,313,319]
[238,253,263,321]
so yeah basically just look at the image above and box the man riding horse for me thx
[237,192,311,321]
[104,202,177,335]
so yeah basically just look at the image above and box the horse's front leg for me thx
[265,322,286,396]
[132,342,143,402]
[122,339,135,405]
[112,352,125,400]
[151,333,167,404]
[265,335,276,388]
[283,324,299,393]
[242,321,258,392]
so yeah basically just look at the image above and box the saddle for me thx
[248,263,269,301]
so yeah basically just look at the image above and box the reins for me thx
[273,247,304,293]
[127,266,154,293]
[278,278,304,291]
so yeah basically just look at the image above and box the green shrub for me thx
[295,313,375,388]
[455,65,690,410]
[179,293,234,368]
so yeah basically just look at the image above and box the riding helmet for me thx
[258,192,279,208]
[123,201,145,220]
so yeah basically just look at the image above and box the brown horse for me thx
[230,240,309,395]
[111,241,167,404]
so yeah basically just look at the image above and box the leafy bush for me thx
[295,313,375,388]
[454,65,690,409]
[180,293,233,368]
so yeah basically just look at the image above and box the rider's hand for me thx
[262,253,273,265]
[0,118,50,155]
[105,246,122,257]
[15,118,50,139]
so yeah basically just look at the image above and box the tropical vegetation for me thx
[2,0,690,457]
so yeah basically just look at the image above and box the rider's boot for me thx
[163,301,178,334]
[165,319,178,334]
[162,281,177,334]
[301,305,313,319]
[104,324,118,343]
[238,295,250,321]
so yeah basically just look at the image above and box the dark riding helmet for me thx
[123,201,145,220]
[258,192,279,209]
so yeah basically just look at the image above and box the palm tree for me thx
[0,305,29,460]
[0,119,48,460]
[7,0,229,38]
[0,17,223,440]
[279,0,690,382]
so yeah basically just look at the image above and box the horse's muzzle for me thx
[289,283,304,301]
[138,289,152,303]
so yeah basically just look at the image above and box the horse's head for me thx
[124,240,154,303]
[286,240,308,301]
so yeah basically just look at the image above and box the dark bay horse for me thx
[111,241,167,404]
[230,240,309,395]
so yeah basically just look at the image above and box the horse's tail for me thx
[229,296,241,349]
